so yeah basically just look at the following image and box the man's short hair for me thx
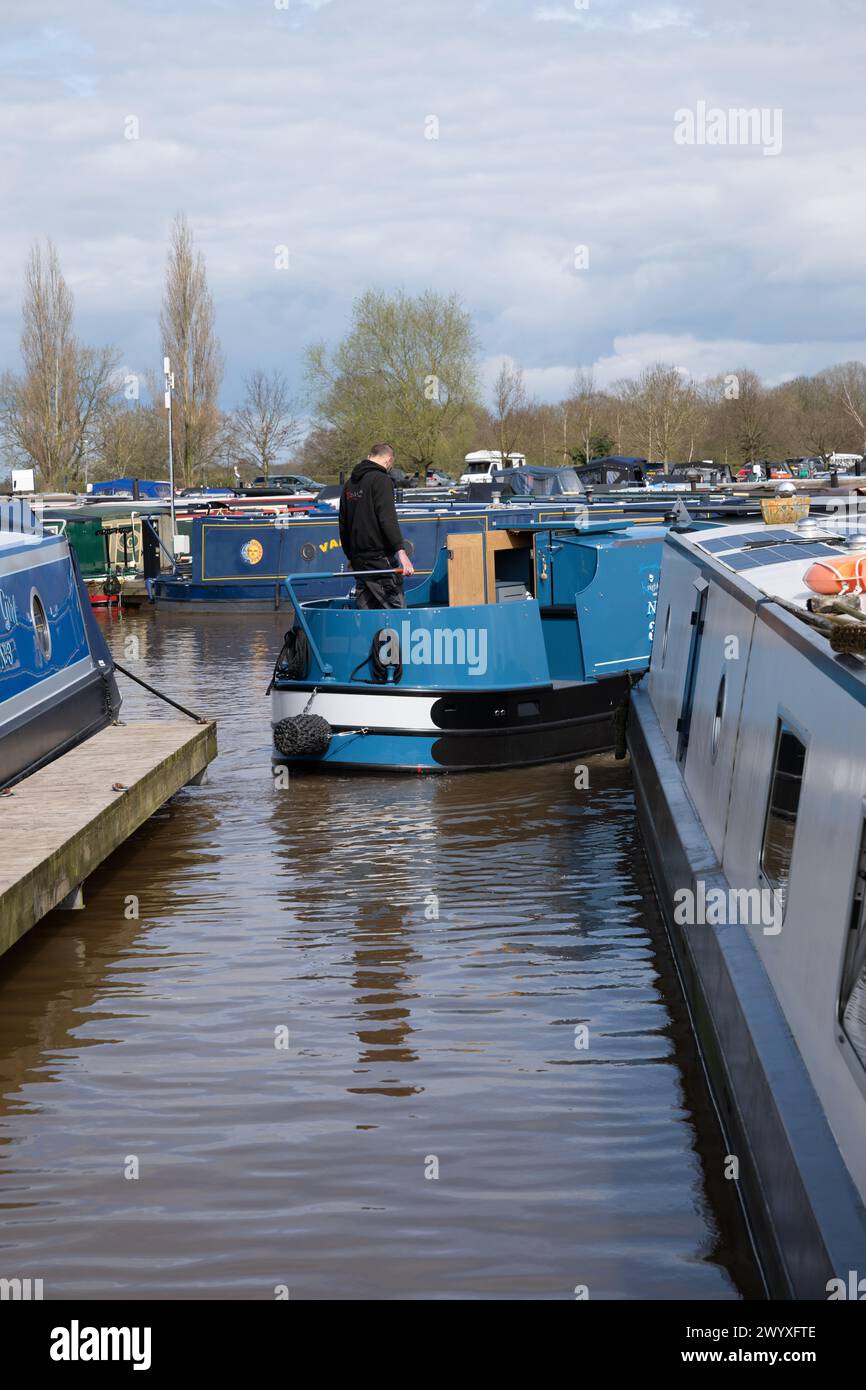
[369,443,394,460]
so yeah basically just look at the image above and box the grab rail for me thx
[282,567,403,680]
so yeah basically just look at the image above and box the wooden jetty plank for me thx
[0,720,217,958]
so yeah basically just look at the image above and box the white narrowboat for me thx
[629,511,866,1297]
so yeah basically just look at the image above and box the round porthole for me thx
[660,603,671,667]
[300,543,316,562]
[711,671,726,763]
[30,589,51,660]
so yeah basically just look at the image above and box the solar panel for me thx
[699,530,780,553]
[741,530,782,545]
[724,551,765,570]
[700,526,853,578]
[769,543,812,560]
[699,536,736,553]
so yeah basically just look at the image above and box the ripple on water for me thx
[0,610,761,1299]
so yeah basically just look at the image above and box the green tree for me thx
[306,289,480,477]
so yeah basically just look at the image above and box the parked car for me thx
[424,468,457,487]
[252,473,321,492]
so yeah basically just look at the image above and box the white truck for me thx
[459,450,526,486]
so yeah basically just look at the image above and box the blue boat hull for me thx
[0,524,120,787]
[1,664,116,787]
[272,674,629,773]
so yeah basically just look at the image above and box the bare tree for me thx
[724,367,772,464]
[0,240,118,488]
[233,369,303,480]
[554,398,571,467]
[492,360,527,464]
[621,363,696,468]
[828,362,866,454]
[570,369,598,467]
[91,397,167,481]
[160,214,224,488]
[778,373,837,459]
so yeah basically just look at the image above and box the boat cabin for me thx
[629,512,866,1293]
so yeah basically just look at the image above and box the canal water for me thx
[0,609,761,1300]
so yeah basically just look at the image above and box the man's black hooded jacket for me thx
[338,460,405,565]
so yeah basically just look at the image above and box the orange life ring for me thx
[804,551,866,595]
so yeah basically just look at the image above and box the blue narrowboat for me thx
[270,517,669,773]
[0,501,120,788]
[153,491,758,612]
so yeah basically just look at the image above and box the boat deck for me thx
[0,719,217,959]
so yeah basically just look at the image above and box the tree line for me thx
[3,219,866,491]
[0,217,303,491]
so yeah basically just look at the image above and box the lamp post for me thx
[163,355,176,558]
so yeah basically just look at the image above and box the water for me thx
[0,608,761,1299]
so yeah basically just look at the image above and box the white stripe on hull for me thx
[272,688,439,732]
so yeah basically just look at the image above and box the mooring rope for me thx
[113,661,210,724]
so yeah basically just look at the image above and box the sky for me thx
[1,0,865,409]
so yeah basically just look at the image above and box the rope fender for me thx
[273,714,332,757]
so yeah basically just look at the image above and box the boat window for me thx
[839,820,866,1077]
[30,589,51,660]
[711,671,726,763]
[760,721,806,907]
[660,603,671,667]
[675,579,709,762]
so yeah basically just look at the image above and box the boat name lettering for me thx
[0,589,17,630]
[0,638,19,672]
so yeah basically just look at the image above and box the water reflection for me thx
[0,609,762,1299]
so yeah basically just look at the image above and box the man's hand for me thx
[397,549,415,576]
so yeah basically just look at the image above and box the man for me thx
[338,444,415,608]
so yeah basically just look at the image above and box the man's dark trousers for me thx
[351,555,406,609]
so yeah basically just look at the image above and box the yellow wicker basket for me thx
[760,496,811,525]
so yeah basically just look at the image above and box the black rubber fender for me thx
[273,713,332,757]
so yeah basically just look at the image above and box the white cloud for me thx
[629,6,696,35]
[0,0,862,411]
[533,6,596,24]
[535,1,698,32]
[521,334,866,399]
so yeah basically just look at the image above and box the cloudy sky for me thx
[2,0,865,407]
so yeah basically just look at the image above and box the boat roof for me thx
[673,517,866,705]
[0,529,67,560]
[683,517,866,607]
[41,500,169,522]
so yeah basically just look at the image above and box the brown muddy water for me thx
[0,609,762,1300]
